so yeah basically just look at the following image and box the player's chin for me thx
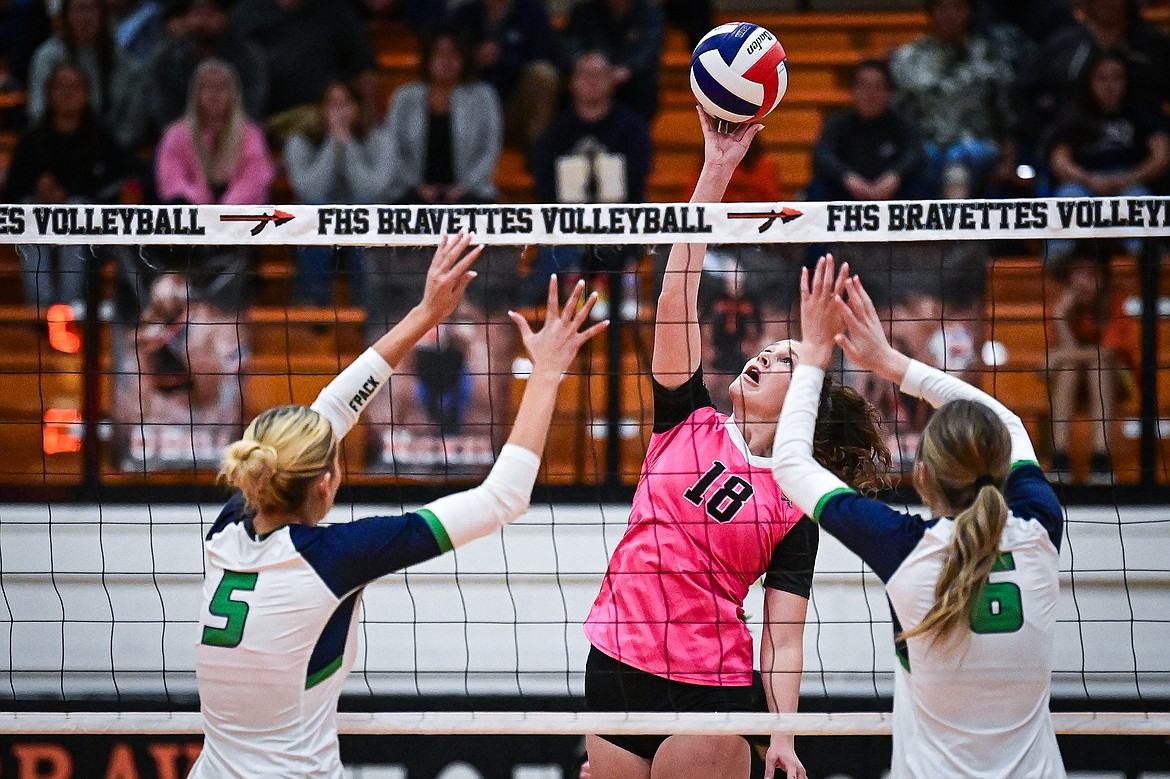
[728,377,747,404]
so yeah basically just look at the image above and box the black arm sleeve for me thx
[762,517,819,598]
[652,368,713,433]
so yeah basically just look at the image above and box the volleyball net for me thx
[1,197,1169,743]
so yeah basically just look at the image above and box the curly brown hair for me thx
[812,375,892,494]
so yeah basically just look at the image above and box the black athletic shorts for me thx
[584,646,762,761]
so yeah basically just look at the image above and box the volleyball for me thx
[690,22,789,125]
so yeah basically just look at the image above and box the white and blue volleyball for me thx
[690,22,789,124]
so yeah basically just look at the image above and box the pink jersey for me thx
[585,405,805,686]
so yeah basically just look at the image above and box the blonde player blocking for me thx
[190,232,608,778]
[773,255,1066,778]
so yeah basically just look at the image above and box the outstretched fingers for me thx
[570,289,599,330]
[446,241,483,280]
[508,309,535,342]
[734,121,764,145]
[834,260,850,297]
[574,318,610,349]
[560,279,588,323]
[545,274,561,322]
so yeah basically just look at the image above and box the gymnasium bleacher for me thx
[1,7,1168,488]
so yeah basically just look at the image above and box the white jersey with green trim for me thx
[886,509,1064,779]
[190,494,449,779]
[773,359,1067,778]
[188,347,542,777]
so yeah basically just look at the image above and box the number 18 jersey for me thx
[584,371,812,687]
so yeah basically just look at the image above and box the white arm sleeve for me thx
[423,444,542,549]
[772,363,852,520]
[899,359,1037,465]
[309,348,393,441]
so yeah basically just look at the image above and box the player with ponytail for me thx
[773,255,1066,778]
[192,232,608,779]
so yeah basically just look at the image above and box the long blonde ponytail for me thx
[902,399,1012,646]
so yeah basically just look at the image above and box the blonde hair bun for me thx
[219,405,336,515]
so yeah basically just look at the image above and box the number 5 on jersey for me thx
[684,461,755,523]
[202,570,259,648]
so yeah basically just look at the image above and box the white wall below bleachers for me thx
[0,503,1166,703]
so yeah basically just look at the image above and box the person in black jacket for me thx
[2,60,132,313]
[526,51,652,308]
[559,0,664,121]
[808,60,931,201]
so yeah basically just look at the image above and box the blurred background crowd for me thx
[0,0,1167,484]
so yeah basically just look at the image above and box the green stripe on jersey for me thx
[1011,459,1040,470]
[305,654,343,690]
[813,487,855,523]
[419,507,453,553]
[895,646,911,673]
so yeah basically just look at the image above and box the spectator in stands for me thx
[155,59,274,309]
[1047,51,1169,259]
[449,0,560,148]
[2,61,131,313]
[1040,0,1170,122]
[0,0,51,92]
[151,0,268,131]
[1047,242,1137,484]
[809,59,930,201]
[891,0,1016,197]
[531,51,651,206]
[527,50,652,309]
[232,0,376,136]
[380,27,502,205]
[26,0,149,148]
[364,28,504,345]
[285,80,390,306]
[560,0,665,121]
[156,59,274,205]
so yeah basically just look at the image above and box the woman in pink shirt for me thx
[582,110,890,779]
[155,58,275,205]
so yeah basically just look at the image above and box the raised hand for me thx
[420,231,484,322]
[834,275,909,384]
[797,253,849,370]
[509,276,610,380]
[697,106,763,172]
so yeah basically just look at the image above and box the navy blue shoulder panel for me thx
[288,513,443,599]
[206,491,252,542]
[1005,464,1064,550]
[817,492,929,583]
[305,590,361,689]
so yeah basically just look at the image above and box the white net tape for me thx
[0,711,1168,736]
[2,197,1166,245]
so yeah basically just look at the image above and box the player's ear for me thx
[912,460,935,512]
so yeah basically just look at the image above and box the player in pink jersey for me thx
[582,110,891,779]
